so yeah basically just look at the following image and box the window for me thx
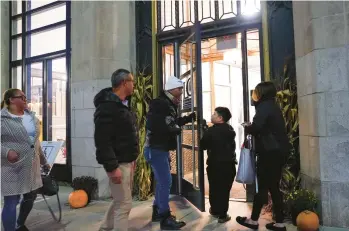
[10,1,70,166]
[11,66,22,89]
[11,0,22,15]
[27,62,44,122]
[29,26,66,57]
[158,0,261,32]
[28,4,66,30]
[26,0,57,11]
[11,37,22,61]
[12,18,22,35]
[162,44,174,85]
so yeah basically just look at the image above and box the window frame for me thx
[9,0,72,181]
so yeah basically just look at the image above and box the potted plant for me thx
[285,188,318,225]
[71,176,98,203]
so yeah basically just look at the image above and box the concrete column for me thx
[1,1,10,95]
[71,1,136,198]
[293,1,349,228]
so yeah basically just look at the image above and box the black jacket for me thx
[245,98,290,158]
[200,123,237,164]
[93,88,139,172]
[145,91,191,151]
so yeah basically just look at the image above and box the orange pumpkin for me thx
[296,210,320,231]
[68,190,88,209]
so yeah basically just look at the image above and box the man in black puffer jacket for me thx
[94,69,138,231]
[144,76,195,230]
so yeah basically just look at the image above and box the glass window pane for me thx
[12,37,22,61]
[198,0,215,24]
[29,26,66,57]
[12,18,22,35]
[218,0,238,19]
[160,0,176,31]
[214,85,231,110]
[202,92,211,122]
[26,0,57,11]
[27,62,43,124]
[12,0,22,15]
[241,0,261,15]
[50,58,67,164]
[247,29,261,120]
[162,44,174,86]
[202,62,211,91]
[27,4,66,31]
[11,66,22,90]
[213,63,230,85]
[178,0,194,28]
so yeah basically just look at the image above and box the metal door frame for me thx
[157,26,264,203]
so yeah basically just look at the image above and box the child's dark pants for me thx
[207,161,236,217]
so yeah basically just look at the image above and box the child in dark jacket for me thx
[200,107,237,223]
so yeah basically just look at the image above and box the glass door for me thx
[241,28,263,201]
[176,23,205,211]
[26,57,69,181]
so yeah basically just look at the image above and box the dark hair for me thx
[111,69,131,88]
[1,88,21,109]
[215,107,232,122]
[254,81,277,101]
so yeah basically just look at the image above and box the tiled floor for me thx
[21,186,299,231]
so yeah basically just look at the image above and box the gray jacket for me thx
[1,108,47,196]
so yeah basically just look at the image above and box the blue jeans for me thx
[144,147,172,214]
[2,190,37,231]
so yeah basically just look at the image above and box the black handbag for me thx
[39,174,62,222]
[39,174,59,196]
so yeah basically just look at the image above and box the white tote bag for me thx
[236,135,256,185]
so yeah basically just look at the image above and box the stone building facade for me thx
[293,1,349,228]
[1,1,348,228]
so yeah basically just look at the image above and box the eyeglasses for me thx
[12,95,27,101]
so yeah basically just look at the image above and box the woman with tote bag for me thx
[236,82,290,231]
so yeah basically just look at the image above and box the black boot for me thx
[160,211,186,230]
[218,214,231,223]
[209,208,219,218]
[152,205,162,222]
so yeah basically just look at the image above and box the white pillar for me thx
[70,1,136,198]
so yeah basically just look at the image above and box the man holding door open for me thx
[144,76,195,230]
